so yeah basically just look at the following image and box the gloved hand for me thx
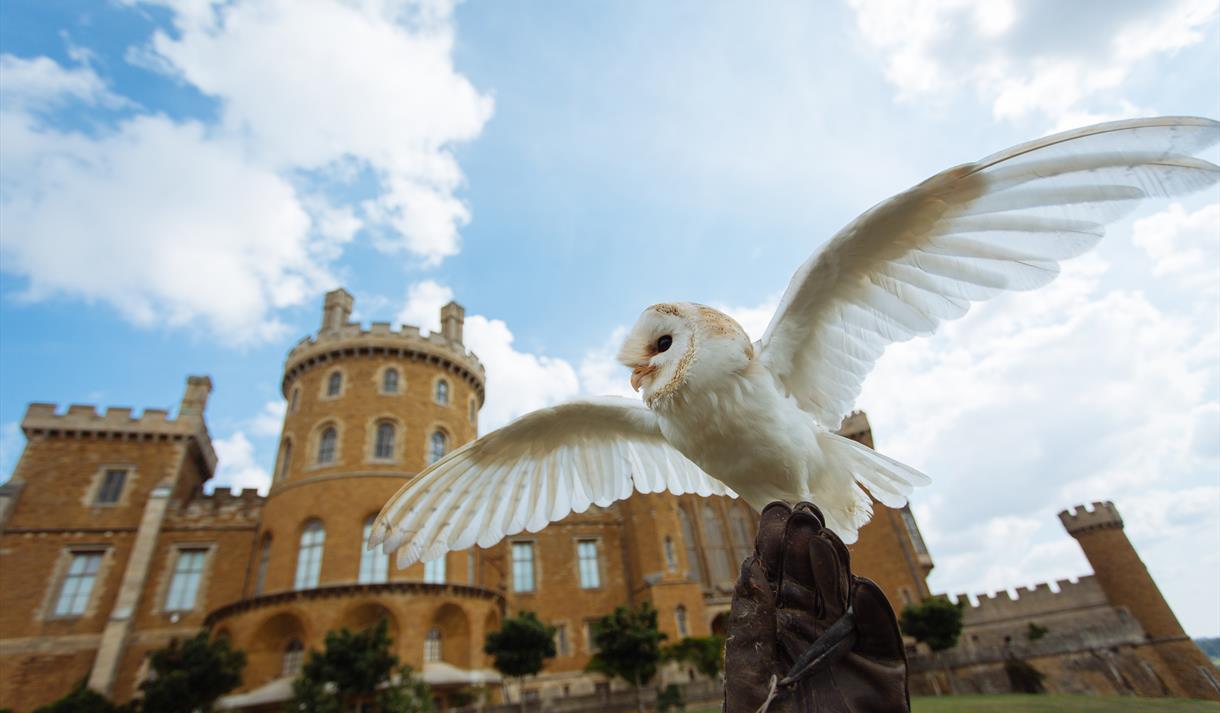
[723,501,910,713]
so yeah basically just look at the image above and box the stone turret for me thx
[178,375,212,421]
[211,288,500,692]
[441,301,465,345]
[1060,501,1220,700]
[321,288,355,333]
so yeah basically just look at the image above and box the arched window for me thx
[290,387,300,412]
[282,639,304,676]
[295,520,325,589]
[664,536,678,572]
[327,371,342,397]
[676,605,689,638]
[317,427,337,464]
[254,534,272,595]
[469,398,478,424]
[359,517,388,584]
[382,368,399,394]
[434,379,449,405]
[424,628,442,662]
[677,506,704,586]
[729,507,753,563]
[701,505,733,584]
[429,431,448,465]
[277,440,292,481]
[374,422,395,460]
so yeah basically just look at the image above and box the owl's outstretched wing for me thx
[369,396,732,568]
[757,116,1220,431]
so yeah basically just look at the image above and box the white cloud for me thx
[464,315,581,431]
[211,430,272,493]
[139,0,493,265]
[0,422,22,481]
[578,326,638,399]
[1132,202,1220,294]
[0,54,124,111]
[248,400,287,438]
[847,0,1218,126]
[1,111,329,343]
[1,0,491,341]
[396,280,454,333]
[398,282,581,431]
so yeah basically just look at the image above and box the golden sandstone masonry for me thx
[0,289,1215,710]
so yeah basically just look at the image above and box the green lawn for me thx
[691,695,1220,713]
[910,695,1219,712]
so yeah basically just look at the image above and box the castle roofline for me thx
[1058,500,1123,534]
[838,410,871,437]
[21,377,218,477]
[280,310,485,400]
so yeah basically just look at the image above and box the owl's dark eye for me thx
[656,335,673,353]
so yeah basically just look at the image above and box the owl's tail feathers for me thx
[814,431,932,542]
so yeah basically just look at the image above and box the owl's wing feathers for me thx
[758,116,1220,431]
[370,396,733,568]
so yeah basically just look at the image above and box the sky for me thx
[1,0,1218,636]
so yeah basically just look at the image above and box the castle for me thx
[0,289,1214,709]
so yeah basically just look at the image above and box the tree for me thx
[662,636,724,680]
[899,598,963,652]
[900,598,964,695]
[484,611,556,712]
[585,603,667,713]
[287,619,432,713]
[33,685,132,713]
[140,632,246,713]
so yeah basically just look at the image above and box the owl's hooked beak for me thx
[630,363,658,392]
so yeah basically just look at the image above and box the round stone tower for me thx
[1060,501,1220,700]
[208,289,504,699]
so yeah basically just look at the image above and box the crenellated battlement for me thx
[949,576,1109,625]
[23,403,178,431]
[281,293,486,400]
[173,487,264,523]
[1059,500,1123,535]
[20,376,218,476]
[286,319,484,362]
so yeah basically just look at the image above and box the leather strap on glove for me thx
[724,501,910,713]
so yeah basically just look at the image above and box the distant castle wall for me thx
[917,500,1220,701]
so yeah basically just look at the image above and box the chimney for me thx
[179,376,212,420]
[441,301,465,344]
[321,288,354,333]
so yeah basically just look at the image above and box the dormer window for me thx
[382,368,400,394]
[327,372,342,397]
[96,469,127,505]
[434,379,449,405]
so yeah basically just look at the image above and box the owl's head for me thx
[617,302,754,404]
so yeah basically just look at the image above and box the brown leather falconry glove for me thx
[724,502,910,713]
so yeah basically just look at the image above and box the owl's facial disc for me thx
[628,333,675,390]
[617,306,691,397]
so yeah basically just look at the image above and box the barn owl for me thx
[372,116,1220,568]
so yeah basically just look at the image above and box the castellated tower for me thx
[208,289,503,692]
[1060,501,1220,700]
